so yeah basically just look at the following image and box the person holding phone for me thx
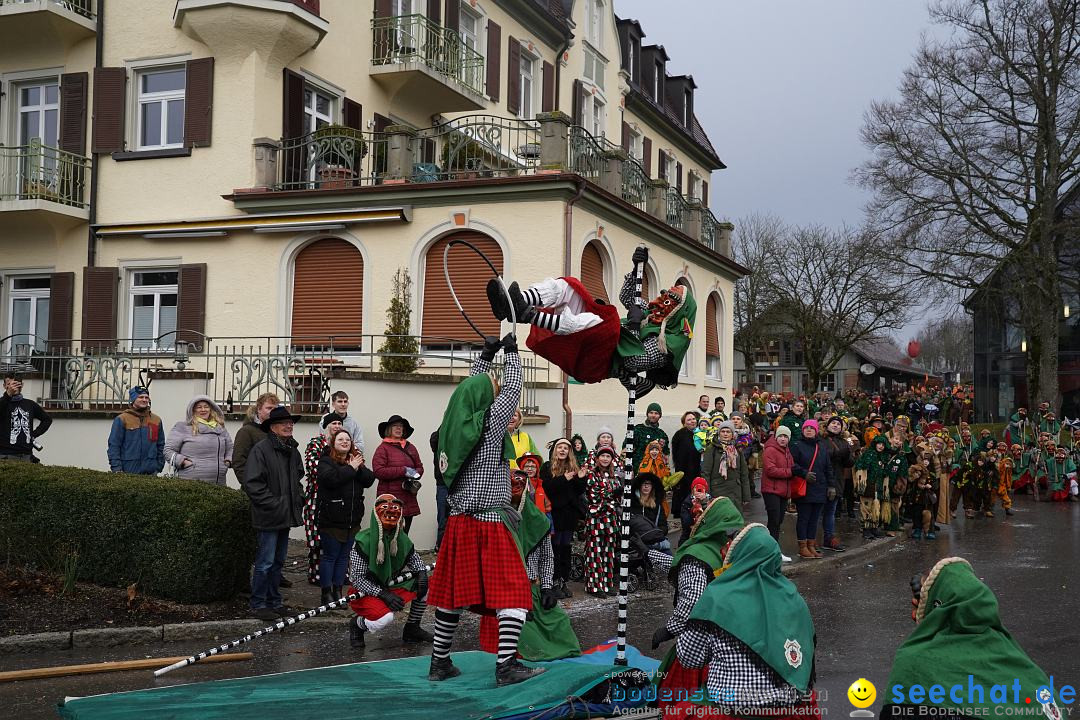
[372,415,424,532]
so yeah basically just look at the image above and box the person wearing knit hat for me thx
[486,245,695,398]
[702,420,751,506]
[107,385,165,475]
[633,401,669,468]
[345,494,433,649]
[677,476,713,545]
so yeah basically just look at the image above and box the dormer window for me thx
[653,61,662,102]
[627,38,635,81]
[684,88,692,125]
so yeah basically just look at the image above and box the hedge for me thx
[0,464,256,603]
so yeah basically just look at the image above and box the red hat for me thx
[691,476,708,493]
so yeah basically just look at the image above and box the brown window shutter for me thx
[343,98,363,130]
[571,79,583,125]
[507,36,520,115]
[59,72,88,156]
[580,241,609,302]
[176,263,207,351]
[422,232,503,342]
[486,20,501,101]
[47,272,75,352]
[706,294,720,357]
[91,67,126,154]
[676,161,683,193]
[291,239,364,348]
[183,58,214,148]
[444,0,459,31]
[282,69,306,139]
[702,180,709,207]
[81,266,119,351]
[642,136,652,176]
[427,0,440,23]
[541,61,554,113]
[374,0,391,17]
[621,121,630,152]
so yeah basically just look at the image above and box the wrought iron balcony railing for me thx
[277,126,388,192]
[0,140,90,209]
[666,188,691,231]
[1,0,94,18]
[371,13,485,97]
[412,114,542,181]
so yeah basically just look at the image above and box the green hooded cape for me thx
[669,496,745,582]
[687,524,815,692]
[353,510,415,589]
[886,558,1055,712]
[510,498,554,562]
[437,373,515,488]
[613,289,697,386]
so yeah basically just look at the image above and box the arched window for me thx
[291,238,364,348]
[706,292,722,379]
[580,240,609,302]
[421,231,504,345]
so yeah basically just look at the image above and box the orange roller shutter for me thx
[291,238,364,348]
[706,294,720,357]
[580,242,609,302]
[422,232,504,343]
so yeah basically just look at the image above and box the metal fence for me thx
[277,127,388,191]
[371,14,485,97]
[411,114,542,182]
[0,140,90,208]
[666,188,691,232]
[0,335,550,415]
[1,0,93,18]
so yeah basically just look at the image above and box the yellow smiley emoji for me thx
[848,678,877,708]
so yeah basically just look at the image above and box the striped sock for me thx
[495,609,527,664]
[406,600,426,625]
[523,287,542,306]
[530,311,561,332]
[431,608,461,660]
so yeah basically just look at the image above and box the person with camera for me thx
[0,373,51,462]
[372,414,424,533]
[317,428,375,606]
[788,419,834,560]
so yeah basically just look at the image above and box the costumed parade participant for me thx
[584,445,621,596]
[678,476,712,545]
[640,438,682,492]
[906,462,936,540]
[487,246,695,398]
[345,495,432,649]
[950,428,978,517]
[428,333,544,686]
[659,524,818,719]
[926,435,950,527]
[993,448,1016,516]
[478,469,580,661]
[855,434,892,540]
[1045,445,1077,502]
[882,557,1061,719]
[302,412,345,586]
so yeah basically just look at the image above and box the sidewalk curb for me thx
[0,535,900,655]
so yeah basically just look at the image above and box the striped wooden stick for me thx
[154,564,433,677]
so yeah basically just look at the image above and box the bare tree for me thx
[769,226,919,391]
[732,213,785,383]
[913,314,975,377]
[856,0,1080,408]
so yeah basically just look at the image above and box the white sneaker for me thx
[781,553,793,563]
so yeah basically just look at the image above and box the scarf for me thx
[195,417,218,429]
[353,509,415,587]
[381,437,408,449]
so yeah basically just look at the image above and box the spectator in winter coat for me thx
[760,426,803,562]
[301,413,345,585]
[678,476,712,545]
[632,402,668,468]
[0,373,51,462]
[701,422,751,506]
[372,415,424,533]
[164,395,233,485]
[232,393,280,484]
[330,390,364,453]
[508,408,540,469]
[630,472,670,553]
[317,428,375,606]
[541,438,587,597]
[670,411,701,513]
[789,420,834,560]
[776,399,807,439]
[242,405,305,620]
[822,417,854,550]
[107,386,165,475]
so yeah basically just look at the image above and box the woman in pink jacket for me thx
[760,425,806,563]
[371,414,424,531]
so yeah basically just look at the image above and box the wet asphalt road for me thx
[2,496,1078,719]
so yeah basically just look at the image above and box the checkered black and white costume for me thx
[677,622,809,708]
[525,532,555,590]
[665,557,711,635]
[347,543,427,597]
[617,272,667,374]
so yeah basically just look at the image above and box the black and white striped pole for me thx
[154,564,433,676]
[615,249,646,667]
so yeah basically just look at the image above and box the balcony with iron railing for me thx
[242,113,733,258]
[0,140,91,221]
[370,14,487,112]
[0,0,96,44]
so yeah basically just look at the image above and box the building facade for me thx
[0,0,743,546]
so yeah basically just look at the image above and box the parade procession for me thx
[0,0,1078,719]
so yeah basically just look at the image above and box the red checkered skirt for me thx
[346,586,417,620]
[427,514,532,611]
[657,656,707,711]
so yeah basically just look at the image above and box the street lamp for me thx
[1021,339,1028,353]
[1066,304,1071,318]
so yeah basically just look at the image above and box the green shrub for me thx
[0,464,255,603]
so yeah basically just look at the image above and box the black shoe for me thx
[504,281,535,324]
[558,580,573,599]
[279,577,293,588]
[332,585,344,602]
[872,528,886,538]
[495,658,546,687]
[403,622,434,643]
[320,587,334,606]
[274,605,292,617]
[487,278,512,321]
[1005,508,1015,516]
[861,530,874,540]
[349,618,365,649]
[429,656,462,682]
[251,607,280,622]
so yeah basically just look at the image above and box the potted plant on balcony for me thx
[313,125,367,189]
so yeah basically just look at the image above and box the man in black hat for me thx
[242,405,305,620]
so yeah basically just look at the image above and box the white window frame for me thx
[628,128,643,162]
[518,48,536,120]
[127,268,179,352]
[586,0,604,50]
[135,65,186,151]
[303,85,336,134]
[688,171,702,201]
[6,275,51,355]
[16,78,59,147]
[819,373,837,394]
[583,45,606,91]
[586,94,606,138]
[662,151,677,185]
[626,37,635,82]
[653,61,662,102]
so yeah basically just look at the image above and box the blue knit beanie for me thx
[128,386,149,404]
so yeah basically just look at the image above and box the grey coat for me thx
[242,432,304,531]
[701,440,751,504]
[164,396,233,485]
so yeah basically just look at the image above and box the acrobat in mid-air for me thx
[487,246,696,397]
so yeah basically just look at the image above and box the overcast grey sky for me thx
[614,0,937,337]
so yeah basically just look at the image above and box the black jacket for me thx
[0,394,51,456]
[317,453,376,530]
[629,474,669,538]
[242,433,304,531]
[824,433,854,488]
[789,436,835,504]
[670,427,701,478]
[541,461,586,532]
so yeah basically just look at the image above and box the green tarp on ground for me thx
[57,652,619,720]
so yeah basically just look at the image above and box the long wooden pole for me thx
[0,652,253,683]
